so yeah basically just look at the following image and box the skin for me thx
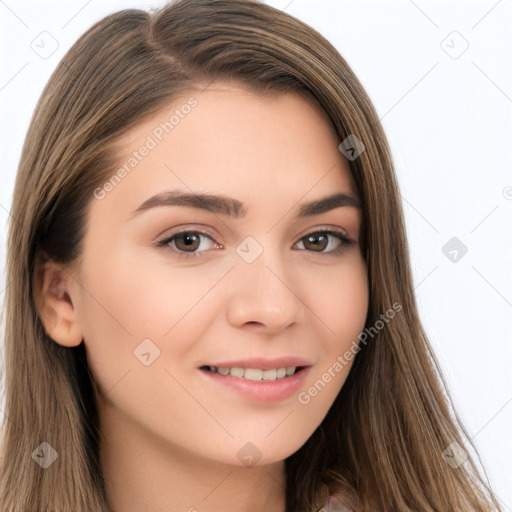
[35,82,369,512]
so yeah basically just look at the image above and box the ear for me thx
[33,252,83,347]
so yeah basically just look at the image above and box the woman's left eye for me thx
[156,229,353,259]
[294,229,353,254]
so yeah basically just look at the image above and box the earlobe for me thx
[33,254,84,348]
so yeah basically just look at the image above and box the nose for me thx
[225,244,305,333]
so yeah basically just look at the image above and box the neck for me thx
[97,400,286,512]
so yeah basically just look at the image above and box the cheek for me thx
[74,248,208,440]
[297,257,368,409]
[308,255,368,349]
[74,243,224,398]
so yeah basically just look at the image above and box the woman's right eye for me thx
[156,230,221,259]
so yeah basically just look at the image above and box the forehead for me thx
[95,83,358,222]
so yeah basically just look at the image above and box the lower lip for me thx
[199,367,311,403]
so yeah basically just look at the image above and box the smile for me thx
[200,365,303,381]
[199,365,310,402]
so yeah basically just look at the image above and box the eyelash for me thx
[155,228,354,260]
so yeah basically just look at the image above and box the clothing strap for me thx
[317,491,358,511]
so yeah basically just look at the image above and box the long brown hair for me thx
[0,0,501,510]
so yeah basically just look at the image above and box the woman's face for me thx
[70,82,368,467]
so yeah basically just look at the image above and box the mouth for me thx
[199,365,307,381]
[198,362,312,402]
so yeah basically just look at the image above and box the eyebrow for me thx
[128,189,360,220]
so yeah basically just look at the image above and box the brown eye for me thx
[295,230,353,254]
[303,233,329,252]
[157,230,219,259]
[173,232,201,252]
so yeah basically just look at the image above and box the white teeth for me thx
[206,366,298,381]
[276,367,287,379]
[244,368,263,381]
[262,369,277,381]
[229,367,244,378]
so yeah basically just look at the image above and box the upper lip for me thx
[200,356,313,370]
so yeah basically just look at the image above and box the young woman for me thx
[0,0,502,510]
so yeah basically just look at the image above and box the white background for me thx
[1,0,511,508]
